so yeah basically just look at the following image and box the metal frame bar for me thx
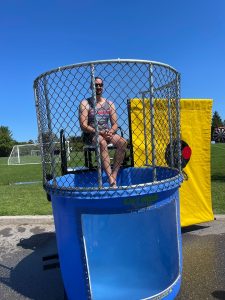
[34,86,47,184]
[167,88,174,168]
[90,64,102,188]
[44,172,183,193]
[175,73,182,173]
[149,64,157,181]
[34,59,178,84]
[141,93,149,166]
[43,77,57,186]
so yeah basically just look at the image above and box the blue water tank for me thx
[49,167,183,300]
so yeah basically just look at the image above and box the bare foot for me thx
[110,182,117,188]
[109,175,117,187]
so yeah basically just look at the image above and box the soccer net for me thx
[31,149,41,156]
[8,142,70,165]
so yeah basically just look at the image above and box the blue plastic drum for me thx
[49,167,183,300]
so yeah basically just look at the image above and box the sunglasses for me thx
[95,83,103,87]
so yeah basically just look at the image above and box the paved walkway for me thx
[178,216,225,300]
[0,216,225,299]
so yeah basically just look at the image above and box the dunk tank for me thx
[33,59,183,300]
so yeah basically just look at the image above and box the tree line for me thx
[1,111,225,157]
[0,126,14,157]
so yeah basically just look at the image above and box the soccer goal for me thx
[8,142,70,165]
[31,149,41,156]
[8,144,41,165]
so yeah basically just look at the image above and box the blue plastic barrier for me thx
[49,167,183,300]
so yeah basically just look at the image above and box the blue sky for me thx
[1,0,225,142]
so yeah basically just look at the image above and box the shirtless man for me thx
[79,77,127,187]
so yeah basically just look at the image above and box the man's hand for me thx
[100,129,113,141]
[105,130,113,141]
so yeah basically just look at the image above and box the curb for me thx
[0,215,54,225]
[0,215,225,226]
[214,214,225,220]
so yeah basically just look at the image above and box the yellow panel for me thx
[130,99,170,167]
[179,99,214,226]
[129,98,214,226]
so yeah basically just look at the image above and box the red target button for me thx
[182,146,192,160]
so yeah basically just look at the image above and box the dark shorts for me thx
[83,132,95,145]
[83,131,115,145]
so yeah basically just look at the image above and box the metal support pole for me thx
[167,88,174,168]
[149,64,157,181]
[175,73,182,173]
[141,93,149,166]
[34,86,47,185]
[43,77,57,186]
[90,64,102,188]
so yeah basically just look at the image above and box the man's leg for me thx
[95,136,114,185]
[110,134,127,183]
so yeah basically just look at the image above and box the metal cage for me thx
[34,59,182,195]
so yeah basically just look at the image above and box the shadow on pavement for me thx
[212,290,225,299]
[0,232,64,300]
[181,224,210,234]
[17,232,55,249]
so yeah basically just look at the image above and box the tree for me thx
[0,126,14,157]
[211,111,223,139]
[38,131,59,144]
[212,111,223,128]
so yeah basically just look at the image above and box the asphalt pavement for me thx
[0,216,225,300]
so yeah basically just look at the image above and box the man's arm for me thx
[108,101,118,134]
[79,100,95,133]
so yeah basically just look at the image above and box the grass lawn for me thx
[0,157,52,215]
[0,144,224,215]
[211,143,225,214]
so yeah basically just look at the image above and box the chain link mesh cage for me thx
[34,59,182,196]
